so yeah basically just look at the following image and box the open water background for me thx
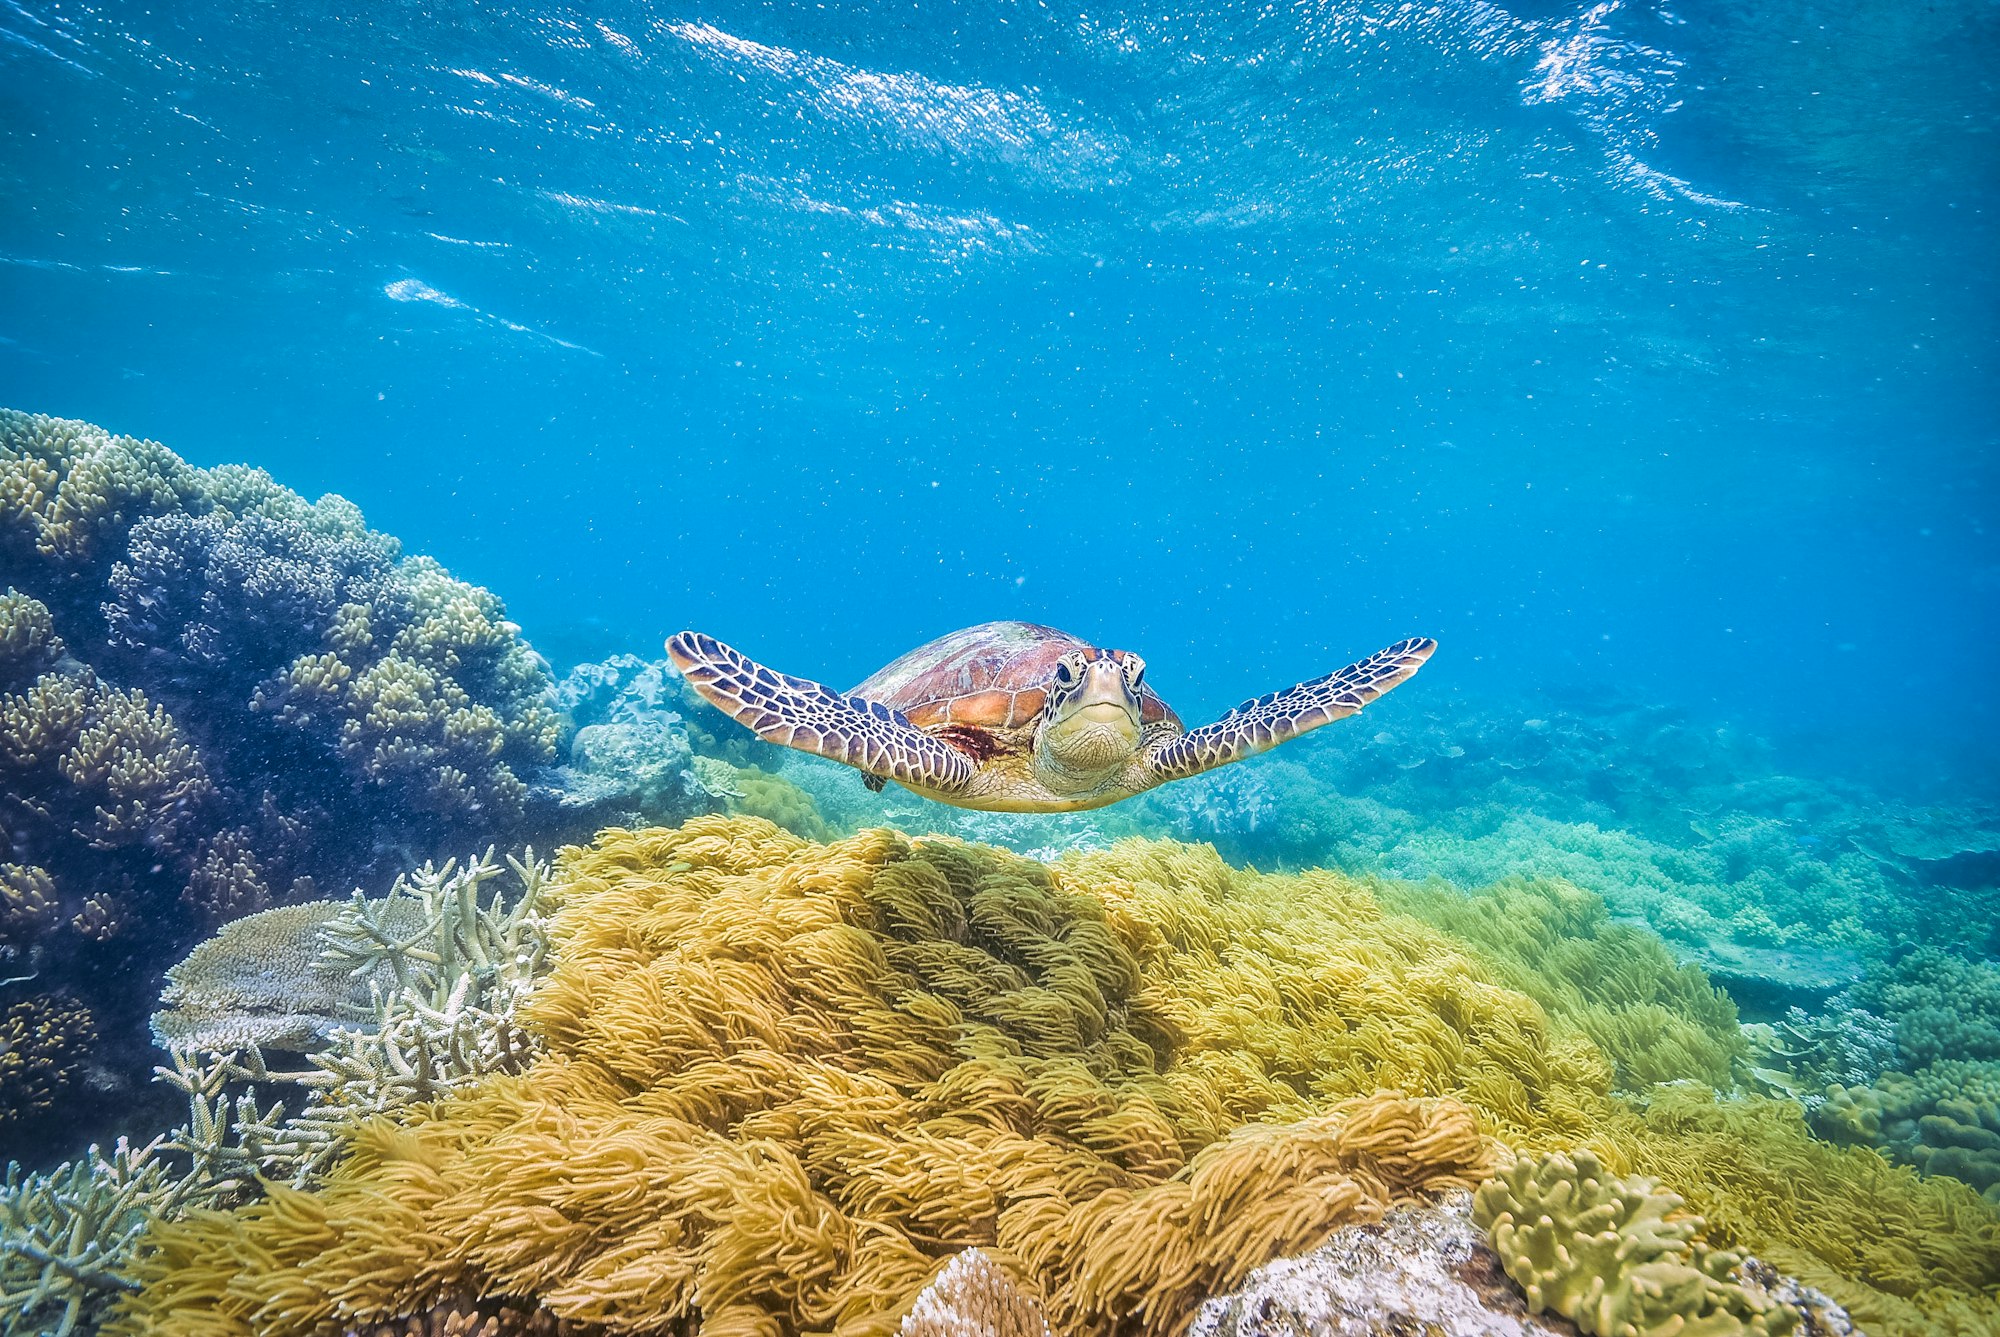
[2,0,1995,791]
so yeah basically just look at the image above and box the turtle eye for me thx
[1124,656,1146,689]
[1054,658,1079,687]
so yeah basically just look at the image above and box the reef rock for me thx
[1191,1197,1553,1337]
[1193,1194,1858,1337]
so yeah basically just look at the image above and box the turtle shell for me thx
[849,621,1180,734]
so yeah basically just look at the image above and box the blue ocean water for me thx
[9,7,2000,1324]
[2,0,1995,778]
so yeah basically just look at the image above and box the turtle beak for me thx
[1075,659,1138,721]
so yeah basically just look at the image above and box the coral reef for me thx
[0,408,562,1156]
[1817,1060,2000,1204]
[1620,1084,2000,1337]
[0,819,1974,1337]
[1113,690,2000,1012]
[155,849,553,1191]
[1474,1148,1798,1336]
[0,992,97,1132]
[1854,947,2000,1068]
[1738,999,1896,1111]
[0,849,552,1334]
[547,655,838,840]
[105,819,2000,1337]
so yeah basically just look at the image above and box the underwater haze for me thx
[3,0,1995,783]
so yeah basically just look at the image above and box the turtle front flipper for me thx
[1145,637,1437,784]
[667,632,977,794]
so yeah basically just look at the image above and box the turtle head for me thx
[1035,648,1146,787]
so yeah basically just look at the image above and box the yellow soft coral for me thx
[118,822,1504,1337]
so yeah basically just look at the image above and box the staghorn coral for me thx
[0,992,97,1132]
[149,849,552,1193]
[115,820,1505,1337]
[1474,1148,1797,1336]
[0,1139,175,1337]
[899,1249,1051,1337]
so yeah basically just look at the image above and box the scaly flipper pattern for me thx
[1146,637,1437,783]
[667,632,977,794]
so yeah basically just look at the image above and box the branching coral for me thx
[153,849,553,1190]
[0,408,566,1154]
[256,557,560,824]
[0,862,61,942]
[105,507,397,684]
[0,1139,173,1337]
[1474,1148,1797,1336]
[57,681,216,852]
[0,992,97,1131]
[0,588,61,675]
[0,408,199,564]
[1855,947,2000,1068]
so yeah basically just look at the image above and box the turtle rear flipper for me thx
[1145,637,1437,784]
[668,632,977,795]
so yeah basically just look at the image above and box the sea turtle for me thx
[667,621,1436,813]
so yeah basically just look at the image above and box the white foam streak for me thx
[382,278,597,354]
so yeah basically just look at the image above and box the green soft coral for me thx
[1474,1148,1796,1337]
[1377,876,1744,1091]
